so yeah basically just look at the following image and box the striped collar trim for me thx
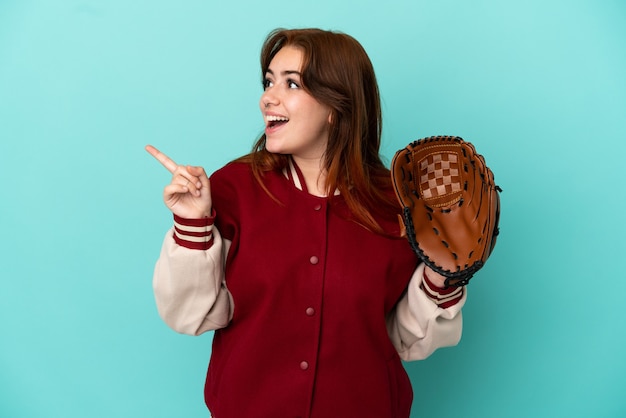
[281,157,339,196]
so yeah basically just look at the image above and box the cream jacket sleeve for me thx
[386,263,466,361]
[152,227,234,335]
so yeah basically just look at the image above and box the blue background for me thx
[1,0,625,417]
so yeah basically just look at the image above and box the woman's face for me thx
[260,46,331,163]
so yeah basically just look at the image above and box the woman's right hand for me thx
[145,145,213,219]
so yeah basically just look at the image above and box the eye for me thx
[287,79,300,89]
[262,78,273,90]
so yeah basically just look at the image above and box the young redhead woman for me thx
[147,28,466,418]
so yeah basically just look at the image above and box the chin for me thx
[264,140,286,155]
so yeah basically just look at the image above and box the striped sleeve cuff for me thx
[420,270,464,309]
[173,210,216,250]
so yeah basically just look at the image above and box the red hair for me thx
[237,28,398,234]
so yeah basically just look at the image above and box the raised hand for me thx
[145,145,212,219]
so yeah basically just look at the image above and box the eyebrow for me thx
[265,69,302,76]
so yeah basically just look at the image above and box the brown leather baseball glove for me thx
[391,136,502,287]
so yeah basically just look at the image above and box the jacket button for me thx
[313,204,322,211]
[309,256,319,265]
[300,361,309,370]
[305,307,315,316]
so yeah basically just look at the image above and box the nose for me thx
[260,87,279,109]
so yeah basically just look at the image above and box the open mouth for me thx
[266,115,289,129]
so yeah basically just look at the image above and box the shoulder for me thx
[210,160,288,205]
[373,184,405,237]
[210,160,286,190]
[208,162,252,207]
[210,161,253,183]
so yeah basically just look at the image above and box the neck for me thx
[292,155,327,197]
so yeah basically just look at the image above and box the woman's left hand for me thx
[424,266,448,288]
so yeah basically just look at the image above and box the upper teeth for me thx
[266,115,289,123]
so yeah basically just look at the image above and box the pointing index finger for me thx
[145,145,178,173]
